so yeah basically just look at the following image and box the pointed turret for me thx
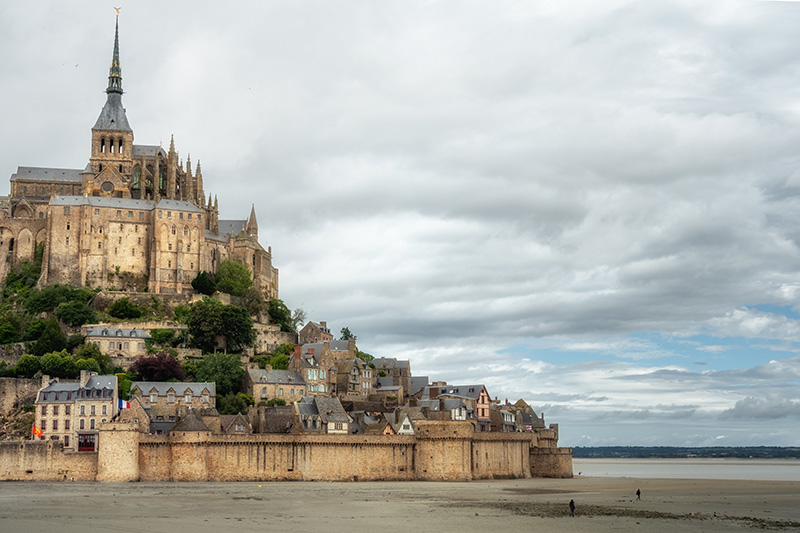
[195,160,204,206]
[167,135,176,199]
[246,204,258,238]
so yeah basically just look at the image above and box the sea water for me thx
[572,458,800,481]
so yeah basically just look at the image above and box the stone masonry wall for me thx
[0,377,40,415]
[0,440,97,481]
[530,447,574,478]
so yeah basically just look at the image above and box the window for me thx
[168,260,171,268]
[279,388,284,396]
[80,405,85,415]
[95,208,100,215]
[79,419,84,430]
[65,237,69,246]
[172,225,176,235]
[53,406,59,415]
[65,405,70,415]
[168,394,174,403]
[102,405,107,416]
[167,212,172,219]
[119,224,123,231]
[158,211,162,218]
[98,242,101,250]
[65,420,70,430]
[90,419,95,430]
[117,210,121,217]
[64,436,69,447]
[197,215,202,221]
[132,248,135,256]
[41,406,47,415]
[42,419,47,430]
[39,211,43,218]
[184,226,188,236]
[290,389,295,396]
[202,394,209,404]
[128,211,133,218]
[179,212,183,220]
[261,389,268,399]
[188,214,192,220]
[52,420,58,430]
[139,212,144,220]
[118,237,122,244]
[187,245,190,252]
[168,244,172,251]
[90,405,95,415]
[150,393,157,403]
[184,393,191,403]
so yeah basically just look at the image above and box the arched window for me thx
[101,138,105,153]
[118,139,123,153]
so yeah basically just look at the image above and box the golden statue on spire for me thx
[114,7,121,16]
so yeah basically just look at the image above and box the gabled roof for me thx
[435,384,487,401]
[171,411,210,432]
[37,374,117,403]
[409,376,429,396]
[11,167,83,183]
[218,219,246,237]
[248,368,305,385]
[85,327,151,339]
[131,381,215,397]
[374,357,410,370]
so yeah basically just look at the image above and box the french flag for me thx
[118,399,130,409]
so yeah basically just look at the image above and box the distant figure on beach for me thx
[569,499,575,517]
[636,489,641,500]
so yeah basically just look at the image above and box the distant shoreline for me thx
[572,445,800,459]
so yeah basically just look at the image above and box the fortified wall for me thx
[0,420,573,482]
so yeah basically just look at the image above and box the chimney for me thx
[41,374,51,389]
[80,370,90,387]
[320,321,327,328]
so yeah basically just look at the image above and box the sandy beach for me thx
[1,476,798,532]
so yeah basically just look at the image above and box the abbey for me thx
[0,16,278,297]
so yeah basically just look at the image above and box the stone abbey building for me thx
[0,16,278,297]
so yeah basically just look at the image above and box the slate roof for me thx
[85,327,150,339]
[93,92,132,131]
[374,357,410,370]
[155,198,204,213]
[409,376,429,396]
[301,340,351,354]
[171,411,210,432]
[261,406,296,434]
[131,381,216,397]
[132,144,167,157]
[11,167,83,183]
[37,375,117,403]
[51,196,156,209]
[434,384,486,401]
[218,220,246,237]
[297,397,350,425]
[248,368,305,385]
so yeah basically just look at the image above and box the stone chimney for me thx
[41,374,51,388]
[320,321,327,329]
[80,370,90,387]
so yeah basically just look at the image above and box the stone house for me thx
[333,358,376,399]
[129,381,215,421]
[0,16,278,299]
[244,368,306,404]
[373,357,411,397]
[298,321,333,345]
[295,396,351,434]
[34,371,118,451]
[489,404,517,432]
[220,413,252,435]
[85,326,150,359]
[288,344,335,397]
[418,397,471,423]
[425,384,492,432]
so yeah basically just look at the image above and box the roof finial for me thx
[107,9,123,94]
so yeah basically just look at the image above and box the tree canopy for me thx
[268,299,293,332]
[215,260,252,297]
[130,352,186,382]
[187,297,255,353]
[195,352,244,396]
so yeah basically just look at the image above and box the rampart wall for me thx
[0,420,573,482]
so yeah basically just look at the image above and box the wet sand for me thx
[1,476,798,532]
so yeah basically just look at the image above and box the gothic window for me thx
[118,139,123,153]
[132,166,141,189]
[41,186,46,195]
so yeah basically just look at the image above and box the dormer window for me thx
[102,329,108,336]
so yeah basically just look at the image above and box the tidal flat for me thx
[1,477,798,532]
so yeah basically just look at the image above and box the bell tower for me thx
[87,11,134,196]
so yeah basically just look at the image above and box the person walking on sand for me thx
[569,499,575,517]
[636,489,641,500]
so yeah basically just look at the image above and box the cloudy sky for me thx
[2,1,800,447]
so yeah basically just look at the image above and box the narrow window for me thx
[79,419,85,430]
[117,210,121,217]
[65,420,70,430]
[80,405,85,415]
[132,248,135,256]
[128,211,132,218]
[179,212,183,220]
[91,405,95,415]
[90,419,95,430]
[139,212,144,220]
[167,212,172,219]
[118,139,123,153]
[101,138,105,153]
[64,206,70,215]
[66,223,70,231]
[41,406,47,415]
[66,237,69,246]
[95,208,99,216]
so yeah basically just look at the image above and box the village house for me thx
[373,357,411,397]
[333,358,376,399]
[244,367,306,404]
[298,320,333,345]
[424,383,492,432]
[34,371,118,451]
[295,396,351,434]
[129,381,215,421]
[84,326,150,358]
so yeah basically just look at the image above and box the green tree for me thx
[215,260,252,297]
[220,305,256,353]
[117,373,132,401]
[0,322,17,344]
[240,286,266,317]
[32,317,67,356]
[266,398,286,407]
[357,350,374,365]
[14,354,41,378]
[217,392,248,415]
[173,304,191,324]
[191,270,217,296]
[21,318,46,342]
[40,350,78,379]
[74,343,112,374]
[195,352,244,396]
[74,358,101,374]
[238,392,254,406]
[340,327,356,342]
[55,300,96,327]
[108,297,143,319]
[188,297,224,353]
[267,299,292,332]
[149,329,177,346]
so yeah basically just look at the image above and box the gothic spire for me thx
[107,12,123,94]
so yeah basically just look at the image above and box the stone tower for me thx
[87,13,134,196]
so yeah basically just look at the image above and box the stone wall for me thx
[0,420,572,482]
[530,447,573,478]
[0,344,27,368]
[0,440,97,481]
[0,377,40,415]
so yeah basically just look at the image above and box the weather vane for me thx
[114,7,121,16]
